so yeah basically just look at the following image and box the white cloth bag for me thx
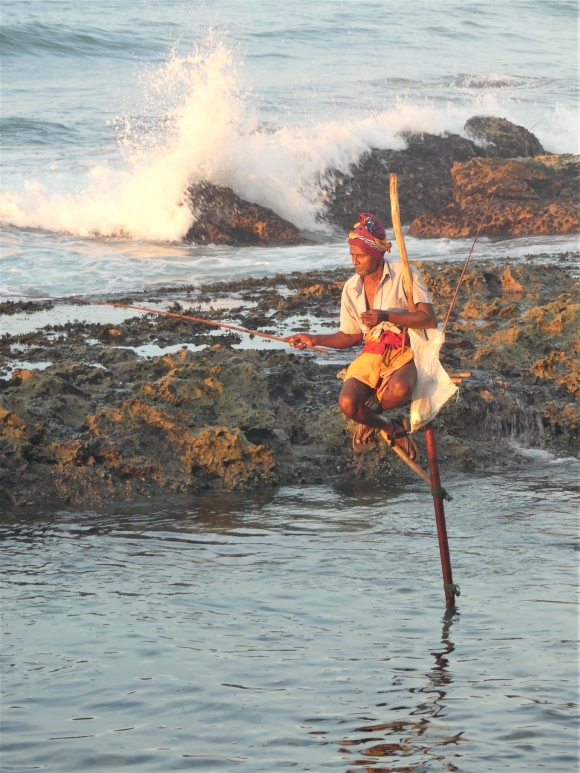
[408,328,457,432]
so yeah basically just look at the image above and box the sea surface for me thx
[1,5,579,772]
[1,0,578,297]
[1,462,578,772]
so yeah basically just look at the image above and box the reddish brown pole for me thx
[423,421,458,607]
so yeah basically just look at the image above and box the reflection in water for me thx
[335,610,463,772]
[1,465,578,772]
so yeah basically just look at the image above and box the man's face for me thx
[350,246,383,277]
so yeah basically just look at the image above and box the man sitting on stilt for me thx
[286,212,437,459]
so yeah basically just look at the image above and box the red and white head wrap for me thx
[347,212,391,259]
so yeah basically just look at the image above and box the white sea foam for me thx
[0,45,577,242]
[451,73,552,90]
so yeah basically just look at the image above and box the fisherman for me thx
[286,212,437,459]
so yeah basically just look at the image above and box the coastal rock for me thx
[1,258,578,507]
[409,154,580,237]
[320,116,578,238]
[185,182,305,246]
[322,131,485,230]
[86,399,275,493]
[464,116,545,158]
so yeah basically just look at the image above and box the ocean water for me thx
[1,464,578,772]
[1,0,578,298]
[1,8,579,771]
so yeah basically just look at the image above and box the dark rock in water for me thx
[465,116,545,158]
[409,154,580,238]
[185,182,305,246]
[322,132,485,230]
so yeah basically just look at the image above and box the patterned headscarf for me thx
[347,213,391,259]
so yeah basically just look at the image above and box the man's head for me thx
[347,213,391,270]
[350,245,384,276]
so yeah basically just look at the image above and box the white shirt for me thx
[339,260,433,335]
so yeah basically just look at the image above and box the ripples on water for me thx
[1,463,577,772]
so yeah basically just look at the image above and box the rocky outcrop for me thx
[465,115,545,158]
[1,257,578,507]
[179,118,563,244]
[185,182,305,246]
[321,132,485,230]
[320,115,570,237]
[0,349,279,505]
[409,154,580,237]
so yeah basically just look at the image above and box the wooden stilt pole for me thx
[390,174,458,606]
[424,422,458,607]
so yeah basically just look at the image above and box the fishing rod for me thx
[441,119,546,334]
[2,292,331,354]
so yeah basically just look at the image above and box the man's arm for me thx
[286,330,363,350]
[361,302,437,330]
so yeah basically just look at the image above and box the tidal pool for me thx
[1,460,578,772]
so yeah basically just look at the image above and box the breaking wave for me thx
[0,44,576,242]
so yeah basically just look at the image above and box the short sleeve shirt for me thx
[340,260,433,335]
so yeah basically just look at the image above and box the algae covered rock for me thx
[1,258,578,508]
[409,155,580,237]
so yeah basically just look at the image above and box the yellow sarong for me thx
[345,326,414,402]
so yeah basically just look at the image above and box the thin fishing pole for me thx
[442,119,546,334]
[2,293,331,354]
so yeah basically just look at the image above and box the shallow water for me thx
[2,461,578,772]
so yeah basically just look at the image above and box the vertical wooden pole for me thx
[390,173,458,606]
[424,421,456,607]
[389,175,416,313]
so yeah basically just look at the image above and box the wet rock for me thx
[0,406,29,439]
[321,116,578,238]
[409,155,580,237]
[185,182,305,246]
[532,349,580,396]
[98,325,124,343]
[322,131,485,230]
[12,369,33,381]
[0,258,578,507]
[0,300,54,315]
[453,156,568,203]
[86,399,275,493]
[464,116,545,158]
[500,266,525,294]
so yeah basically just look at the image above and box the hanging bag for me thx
[408,328,457,432]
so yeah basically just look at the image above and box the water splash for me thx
[1,43,577,242]
[0,45,243,240]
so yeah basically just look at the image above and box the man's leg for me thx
[338,361,418,457]
[338,378,381,430]
[378,359,417,411]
